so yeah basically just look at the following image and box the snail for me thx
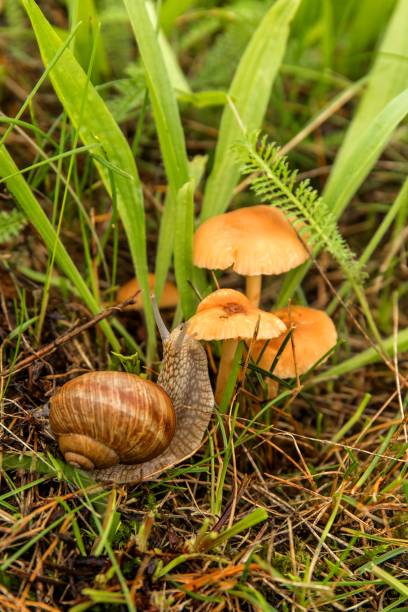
[49,300,214,484]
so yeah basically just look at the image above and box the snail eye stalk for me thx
[151,294,170,340]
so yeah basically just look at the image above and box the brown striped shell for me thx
[49,371,176,471]
[91,325,214,484]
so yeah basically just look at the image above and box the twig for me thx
[0,294,140,378]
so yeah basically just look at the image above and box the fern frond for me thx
[0,209,27,244]
[233,132,365,285]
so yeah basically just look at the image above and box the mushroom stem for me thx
[215,339,239,404]
[245,275,262,307]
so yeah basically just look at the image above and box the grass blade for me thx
[201,0,301,221]
[67,0,109,82]
[146,1,191,94]
[23,0,155,356]
[0,144,118,349]
[174,180,195,316]
[123,0,192,314]
[330,0,408,179]
[278,0,408,305]
[327,179,408,314]
[366,566,408,599]
[123,0,189,197]
[312,325,408,383]
[159,0,198,34]
[278,87,408,305]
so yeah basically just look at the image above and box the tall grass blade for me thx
[343,0,396,76]
[67,0,109,82]
[0,145,118,349]
[123,0,192,315]
[312,325,408,383]
[330,86,408,217]
[23,0,155,356]
[146,1,191,94]
[279,0,408,305]
[123,0,189,198]
[201,0,301,221]
[174,180,195,316]
[327,179,408,313]
[332,0,408,176]
[159,0,198,34]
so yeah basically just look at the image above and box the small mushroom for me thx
[116,273,179,311]
[187,288,286,403]
[252,305,337,388]
[193,205,309,306]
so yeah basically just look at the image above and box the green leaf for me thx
[201,0,301,221]
[328,85,408,217]
[197,507,268,552]
[123,0,189,198]
[23,0,155,356]
[146,1,191,94]
[357,547,408,575]
[343,0,396,75]
[331,0,408,176]
[159,0,198,34]
[123,0,192,314]
[0,145,118,349]
[367,565,408,600]
[67,0,110,82]
[174,180,195,317]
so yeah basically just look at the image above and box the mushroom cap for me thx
[116,273,179,311]
[187,288,286,341]
[252,305,337,378]
[193,205,309,276]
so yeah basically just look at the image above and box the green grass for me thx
[0,0,407,610]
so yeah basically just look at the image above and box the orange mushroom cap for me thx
[193,205,309,276]
[116,274,179,311]
[187,288,286,341]
[252,305,337,378]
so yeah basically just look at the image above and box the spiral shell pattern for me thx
[49,371,176,469]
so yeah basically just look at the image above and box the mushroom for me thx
[187,288,287,403]
[116,273,179,311]
[252,306,337,392]
[193,205,309,306]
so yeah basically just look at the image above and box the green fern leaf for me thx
[233,132,365,285]
[0,209,27,244]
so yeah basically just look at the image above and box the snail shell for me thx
[49,371,176,471]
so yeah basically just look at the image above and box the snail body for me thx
[49,310,214,484]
